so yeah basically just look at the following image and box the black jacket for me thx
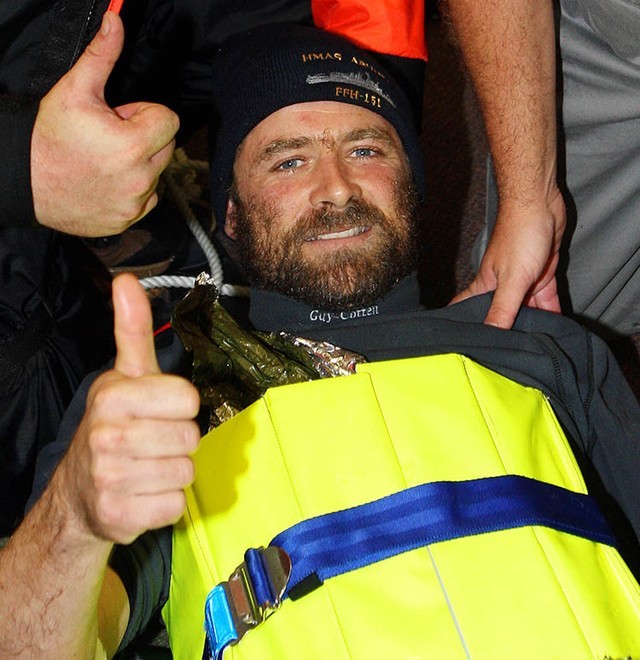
[0,0,114,533]
[0,0,316,534]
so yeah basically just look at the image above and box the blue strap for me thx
[203,475,615,657]
[270,475,616,599]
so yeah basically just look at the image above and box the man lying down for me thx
[3,23,640,659]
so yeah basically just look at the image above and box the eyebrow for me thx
[257,136,313,164]
[342,127,396,145]
[255,126,398,165]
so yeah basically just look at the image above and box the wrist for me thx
[45,462,114,554]
[496,180,563,215]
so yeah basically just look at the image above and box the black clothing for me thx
[0,232,114,533]
[0,0,314,536]
[30,280,640,649]
[0,0,113,534]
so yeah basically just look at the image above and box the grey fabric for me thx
[558,0,640,335]
[478,0,640,336]
[577,0,640,64]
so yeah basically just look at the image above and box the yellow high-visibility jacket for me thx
[164,354,640,659]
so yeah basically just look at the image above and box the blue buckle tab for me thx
[203,546,291,660]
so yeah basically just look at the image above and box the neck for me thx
[249,273,421,333]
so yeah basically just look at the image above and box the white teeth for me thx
[309,226,368,241]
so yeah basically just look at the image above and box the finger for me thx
[97,490,187,545]
[149,139,176,171]
[89,416,200,458]
[127,190,159,226]
[66,12,125,102]
[527,279,561,314]
[119,103,180,157]
[137,191,159,221]
[134,491,187,530]
[118,419,201,457]
[483,277,530,329]
[90,372,199,419]
[112,273,160,377]
[95,454,195,496]
[450,284,478,305]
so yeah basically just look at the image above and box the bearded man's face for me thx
[225,102,420,310]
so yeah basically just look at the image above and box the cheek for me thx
[359,168,399,207]
[261,179,310,227]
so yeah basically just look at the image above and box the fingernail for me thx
[101,12,112,35]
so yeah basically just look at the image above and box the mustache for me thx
[289,199,386,242]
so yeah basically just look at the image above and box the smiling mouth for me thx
[306,226,370,241]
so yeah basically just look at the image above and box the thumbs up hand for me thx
[55,274,200,545]
[30,12,180,237]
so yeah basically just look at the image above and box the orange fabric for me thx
[108,0,124,13]
[312,0,427,60]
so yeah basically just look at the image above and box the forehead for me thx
[236,101,402,164]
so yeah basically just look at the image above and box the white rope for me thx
[140,276,248,298]
[138,155,246,296]
[139,274,196,290]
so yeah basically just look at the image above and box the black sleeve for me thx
[0,96,39,227]
[0,1,49,227]
[507,305,640,544]
[0,0,108,228]
[579,331,640,574]
[110,527,173,653]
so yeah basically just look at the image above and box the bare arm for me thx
[0,275,200,657]
[0,487,121,658]
[445,0,566,328]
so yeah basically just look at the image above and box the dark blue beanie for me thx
[209,22,426,226]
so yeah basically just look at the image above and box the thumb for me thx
[113,274,160,377]
[66,11,124,101]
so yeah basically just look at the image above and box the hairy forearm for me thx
[444,0,558,207]
[0,274,197,657]
[0,477,118,658]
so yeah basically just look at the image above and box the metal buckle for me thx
[203,546,291,660]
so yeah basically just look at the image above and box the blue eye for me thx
[353,147,376,158]
[278,158,303,170]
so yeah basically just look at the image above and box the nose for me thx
[309,156,362,209]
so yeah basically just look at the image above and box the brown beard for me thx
[230,175,420,310]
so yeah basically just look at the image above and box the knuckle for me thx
[152,105,180,134]
[93,492,120,530]
[183,422,201,453]
[158,492,187,526]
[127,171,155,198]
[91,464,117,492]
[175,456,195,486]
[116,201,141,224]
[117,194,151,225]
[181,383,201,417]
[90,453,123,493]
[87,423,121,453]
[91,379,122,413]
[94,496,139,544]
[122,138,147,163]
